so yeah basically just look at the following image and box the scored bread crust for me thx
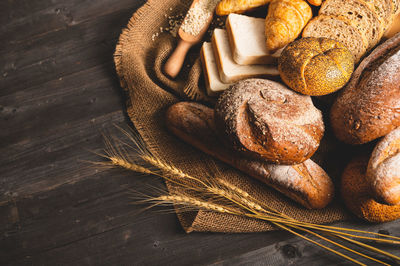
[319,0,383,49]
[278,37,354,96]
[330,32,400,145]
[366,128,400,205]
[302,15,369,62]
[165,101,334,209]
[341,156,400,223]
[214,79,324,165]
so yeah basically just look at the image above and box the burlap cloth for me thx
[114,0,351,233]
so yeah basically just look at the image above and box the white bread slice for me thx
[211,29,279,83]
[320,0,383,48]
[302,15,368,62]
[225,13,282,65]
[200,42,231,96]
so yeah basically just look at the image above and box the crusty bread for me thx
[214,79,324,165]
[165,101,334,209]
[319,0,382,48]
[384,12,400,38]
[216,0,272,16]
[211,29,279,83]
[278,37,354,96]
[367,128,400,205]
[302,15,368,62]
[225,13,282,65]
[330,32,400,145]
[200,42,231,96]
[341,157,400,223]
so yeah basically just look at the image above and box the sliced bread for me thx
[225,13,282,65]
[319,0,382,48]
[360,0,393,32]
[211,29,279,83]
[302,15,368,62]
[200,42,231,96]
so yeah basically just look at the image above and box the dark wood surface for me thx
[1,1,399,265]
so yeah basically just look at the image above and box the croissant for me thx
[307,0,322,6]
[216,0,272,16]
[265,0,312,51]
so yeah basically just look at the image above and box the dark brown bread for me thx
[341,156,400,223]
[214,79,324,165]
[330,32,400,145]
[165,101,334,209]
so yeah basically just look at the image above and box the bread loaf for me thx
[265,0,312,51]
[330,32,400,145]
[341,157,400,223]
[278,37,354,96]
[214,79,324,165]
[367,128,400,205]
[216,0,271,16]
[165,101,334,209]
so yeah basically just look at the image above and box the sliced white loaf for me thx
[225,13,282,65]
[211,29,279,83]
[302,15,368,62]
[320,0,382,48]
[200,42,231,97]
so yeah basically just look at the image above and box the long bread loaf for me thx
[165,101,334,209]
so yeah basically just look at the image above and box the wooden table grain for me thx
[1,1,399,265]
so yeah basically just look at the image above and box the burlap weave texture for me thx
[114,0,349,233]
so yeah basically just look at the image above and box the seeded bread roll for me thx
[166,101,334,209]
[214,79,324,165]
[341,157,400,223]
[367,128,400,206]
[278,37,354,96]
[330,32,400,145]
[302,15,368,62]
[319,0,382,48]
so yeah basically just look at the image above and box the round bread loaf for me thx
[341,157,400,223]
[278,37,354,96]
[214,78,324,165]
[330,32,400,145]
[367,128,400,206]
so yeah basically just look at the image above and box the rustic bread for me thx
[341,157,400,223]
[319,0,382,48]
[384,12,400,38]
[225,14,282,65]
[200,42,231,96]
[216,0,271,16]
[302,15,368,62]
[214,79,324,165]
[165,101,334,209]
[367,128,400,205]
[278,37,354,96]
[361,0,393,32]
[330,32,400,145]
[265,0,312,51]
[211,29,279,83]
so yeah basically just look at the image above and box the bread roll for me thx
[367,128,400,205]
[341,157,400,223]
[330,32,400,145]
[278,37,354,96]
[216,0,271,16]
[165,101,334,209]
[214,79,324,165]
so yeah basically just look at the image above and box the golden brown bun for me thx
[216,0,271,16]
[367,128,400,205]
[165,101,334,209]
[341,156,400,223]
[265,0,312,51]
[330,32,400,145]
[307,0,322,6]
[278,37,354,96]
[214,79,324,165]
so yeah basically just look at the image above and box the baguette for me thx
[165,101,334,209]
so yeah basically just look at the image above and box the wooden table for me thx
[1,1,399,265]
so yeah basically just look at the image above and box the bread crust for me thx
[214,79,324,165]
[330,32,400,145]
[341,157,400,222]
[165,101,334,209]
[367,128,400,205]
